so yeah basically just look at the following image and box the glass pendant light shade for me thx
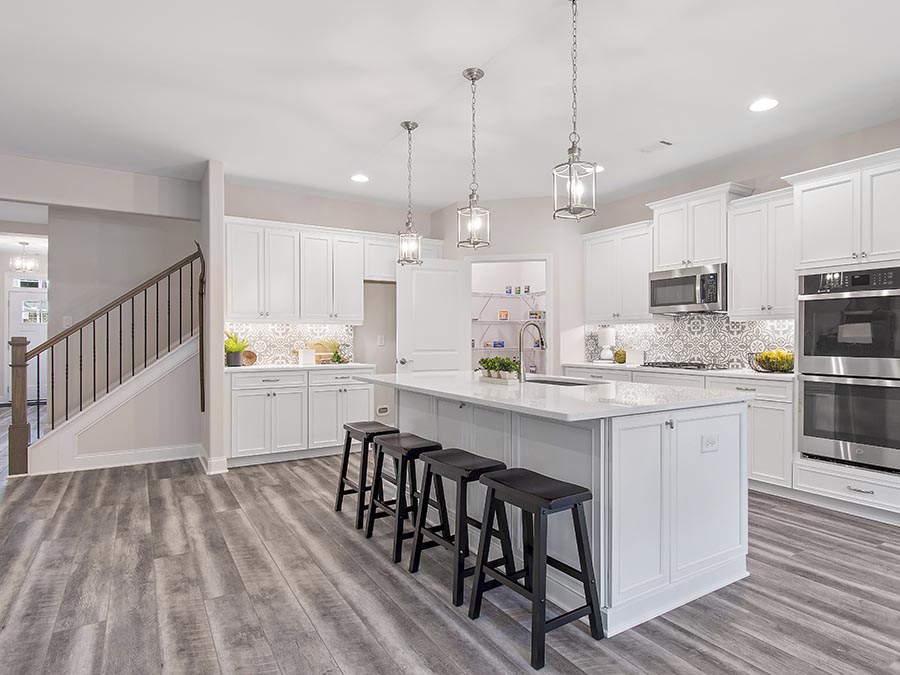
[457,67,491,249]
[398,121,423,266]
[10,241,38,273]
[552,146,597,220]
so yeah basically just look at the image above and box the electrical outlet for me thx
[701,434,720,454]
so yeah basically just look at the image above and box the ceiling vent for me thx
[638,140,674,154]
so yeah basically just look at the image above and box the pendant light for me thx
[552,0,597,220]
[457,67,490,249]
[398,120,423,266]
[10,241,38,274]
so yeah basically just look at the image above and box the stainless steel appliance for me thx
[649,264,727,314]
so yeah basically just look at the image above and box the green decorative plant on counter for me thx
[224,331,250,367]
[322,338,348,364]
[479,356,519,379]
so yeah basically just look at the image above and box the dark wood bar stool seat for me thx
[334,421,398,529]
[408,448,513,606]
[468,468,603,670]
[364,432,441,563]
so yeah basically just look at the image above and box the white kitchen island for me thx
[356,371,752,637]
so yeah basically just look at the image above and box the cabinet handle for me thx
[261,379,280,383]
[665,419,674,429]
[335,376,350,380]
[590,375,604,379]
[847,485,874,495]
[459,401,465,408]
[735,386,756,392]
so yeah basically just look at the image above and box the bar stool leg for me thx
[451,480,469,607]
[408,464,434,574]
[521,511,534,592]
[392,457,409,563]
[433,474,452,541]
[333,430,353,512]
[354,439,371,530]
[493,497,517,577]
[468,487,496,620]
[573,502,604,639]
[407,459,419,522]
[364,445,385,539]
[531,510,548,670]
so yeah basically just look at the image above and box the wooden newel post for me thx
[8,336,30,476]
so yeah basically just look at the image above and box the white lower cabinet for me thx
[747,401,792,487]
[272,387,309,453]
[232,386,309,458]
[632,372,705,388]
[563,366,633,382]
[308,383,373,449]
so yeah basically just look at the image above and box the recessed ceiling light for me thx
[595,165,605,173]
[749,97,779,112]
[350,174,370,183]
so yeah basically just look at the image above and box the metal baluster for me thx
[179,267,183,344]
[156,283,160,360]
[36,353,41,439]
[79,328,83,412]
[144,289,148,370]
[119,304,123,386]
[50,346,55,431]
[106,313,110,395]
[167,274,171,353]
[65,336,69,421]
[190,260,194,336]
[92,321,96,403]
[131,296,135,377]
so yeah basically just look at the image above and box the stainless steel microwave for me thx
[649,263,727,314]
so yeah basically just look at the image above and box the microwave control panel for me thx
[699,273,719,302]
[803,266,900,294]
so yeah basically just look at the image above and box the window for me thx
[21,300,48,324]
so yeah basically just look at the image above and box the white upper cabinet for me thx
[264,228,301,320]
[649,183,753,272]
[331,234,364,323]
[299,231,334,323]
[364,234,444,282]
[226,223,265,320]
[584,221,653,324]
[784,148,900,270]
[727,188,794,319]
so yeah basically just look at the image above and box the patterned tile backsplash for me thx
[225,323,354,364]
[585,315,794,368]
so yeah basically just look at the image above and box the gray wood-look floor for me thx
[1,454,899,674]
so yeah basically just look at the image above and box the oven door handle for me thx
[799,288,900,301]
[800,374,900,388]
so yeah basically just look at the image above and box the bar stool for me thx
[334,421,399,529]
[364,432,442,563]
[468,468,603,670]
[408,448,513,606]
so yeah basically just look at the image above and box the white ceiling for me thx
[0,234,48,256]
[3,1,900,209]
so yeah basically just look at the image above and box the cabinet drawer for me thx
[564,367,633,383]
[706,376,792,402]
[632,372,705,388]
[231,371,308,390]
[795,464,900,514]
[308,369,374,386]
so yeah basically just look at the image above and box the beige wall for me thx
[225,181,433,237]
[353,281,397,426]
[432,116,900,371]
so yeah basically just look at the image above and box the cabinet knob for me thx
[852,252,858,260]
[266,311,270,316]
[767,305,772,310]
[681,260,686,266]
[686,260,692,266]
[761,305,766,311]
[665,419,674,429]
[861,251,868,258]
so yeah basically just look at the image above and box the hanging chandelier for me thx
[552,0,597,220]
[398,120,423,266]
[457,67,490,249]
[9,241,39,274]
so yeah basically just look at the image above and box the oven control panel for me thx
[699,273,719,303]
[802,266,900,293]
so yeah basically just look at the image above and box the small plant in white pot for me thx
[499,357,520,379]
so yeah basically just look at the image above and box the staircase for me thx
[8,244,206,476]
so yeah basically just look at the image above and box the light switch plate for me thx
[376,334,386,347]
[63,315,73,328]
[701,433,720,454]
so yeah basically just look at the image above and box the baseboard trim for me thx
[203,455,228,475]
[750,480,900,527]
[28,443,202,475]
[227,444,345,468]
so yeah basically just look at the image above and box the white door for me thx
[342,384,373,428]
[618,227,653,321]
[232,389,270,457]
[308,385,342,448]
[8,289,48,401]
[727,205,768,318]
[767,197,796,317]
[653,204,688,270]
[226,224,265,320]
[795,174,859,269]
[688,196,726,266]
[332,234,365,324]
[748,401,792,487]
[271,387,308,453]
[584,236,618,323]
[265,228,301,321]
[300,232,334,323]
[397,259,471,372]
[862,162,900,263]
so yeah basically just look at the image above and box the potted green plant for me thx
[498,357,520,379]
[224,331,250,367]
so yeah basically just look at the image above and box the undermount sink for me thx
[526,377,593,387]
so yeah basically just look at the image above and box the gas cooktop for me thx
[641,361,730,371]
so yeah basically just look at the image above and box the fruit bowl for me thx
[748,350,794,373]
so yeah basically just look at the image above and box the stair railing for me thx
[8,242,206,476]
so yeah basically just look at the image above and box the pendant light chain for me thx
[470,75,479,194]
[406,124,414,228]
[570,0,579,146]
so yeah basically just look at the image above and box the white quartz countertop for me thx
[562,362,795,381]
[355,371,751,422]
[224,362,376,374]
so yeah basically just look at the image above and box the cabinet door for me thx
[226,224,265,321]
[727,204,768,318]
[365,237,398,282]
[767,197,796,317]
[421,240,444,259]
[795,173,859,269]
[748,401,792,487]
[618,227,653,321]
[308,385,342,449]
[342,384,373,428]
[265,228,301,321]
[584,236,618,323]
[232,390,270,457]
[332,234,365,324]
[687,196,727,266]
[271,387,308,454]
[653,204,688,271]
[300,232,334,323]
[862,161,900,263]
[610,413,670,603]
